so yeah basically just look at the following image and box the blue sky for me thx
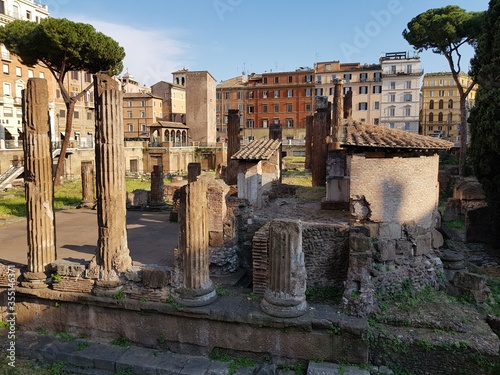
[47,0,489,86]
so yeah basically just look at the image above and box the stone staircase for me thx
[0,164,24,190]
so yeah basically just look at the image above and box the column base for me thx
[173,284,217,307]
[21,271,49,289]
[77,200,96,209]
[92,280,123,298]
[260,291,309,318]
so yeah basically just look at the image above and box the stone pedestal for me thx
[187,162,201,183]
[78,163,95,209]
[149,165,166,208]
[261,219,308,318]
[91,74,132,282]
[174,176,216,306]
[23,78,56,279]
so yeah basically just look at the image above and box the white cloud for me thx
[73,18,192,86]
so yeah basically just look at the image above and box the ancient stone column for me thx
[23,78,56,282]
[78,163,95,209]
[311,96,329,187]
[91,74,132,281]
[149,165,166,208]
[226,109,240,185]
[305,115,313,170]
[261,219,308,318]
[269,120,283,183]
[332,79,343,150]
[187,162,201,183]
[174,175,216,306]
[344,89,353,120]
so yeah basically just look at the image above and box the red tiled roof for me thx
[231,139,281,160]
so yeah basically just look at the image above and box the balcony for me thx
[383,69,424,77]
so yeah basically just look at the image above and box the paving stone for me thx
[180,356,213,374]
[156,352,190,375]
[206,360,230,375]
[307,362,370,375]
[77,342,128,372]
[115,346,164,374]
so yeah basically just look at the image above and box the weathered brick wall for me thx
[350,154,440,229]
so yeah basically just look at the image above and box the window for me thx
[287,89,293,98]
[343,87,351,95]
[358,102,368,110]
[331,74,336,81]
[389,107,395,117]
[429,80,435,87]
[360,73,368,82]
[405,81,412,89]
[274,76,279,84]
[404,107,411,116]
[343,73,352,82]
[374,118,379,125]
[247,119,254,128]
[404,93,412,102]
[373,86,382,94]
[329,87,334,95]
[140,100,145,107]
[390,65,396,74]
[237,91,242,100]
[404,122,410,130]
[12,5,19,18]
[262,119,268,128]
[286,118,293,128]
[140,111,145,118]
[85,73,92,83]
[288,76,293,83]
[3,64,8,74]
[315,88,323,96]
[274,90,280,98]
[128,124,133,132]
[74,111,79,119]
[238,104,243,111]
[449,90,454,97]
[429,113,434,122]
[316,75,322,84]
[448,113,453,123]
[287,103,293,112]
[59,109,66,118]
[428,126,434,131]
[450,79,455,86]
[141,124,146,132]
[305,103,312,112]
[439,90,445,97]
[263,90,268,98]
[224,104,229,111]
[28,69,34,78]
[389,93,396,102]
[262,104,268,113]
[429,100,434,109]
[3,82,11,96]
[127,111,132,118]
[359,86,368,94]
[71,71,79,80]
[430,91,435,97]
[15,67,21,76]
[305,75,312,82]
[274,104,279,113]
[87,112,92,120]
[448,99,453,109]
[389,122,395,128]
[326,64,331,71]
[439,79,444,86]
[216,92,221,100]
[225,92,230,100]
[26,10,31,20]
[263,77,268,84]
[406,64,413,73]
[39,72,44,79]
[390,81,396,90]
[248,105,254,114]
[374,72,382,82]
[374,101,380,110]
[439,99,444,109]
[438,112,444,122]
[305,88,311,97]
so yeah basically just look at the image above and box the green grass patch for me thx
[305,286,343,304]
[111,337,131,348]
[443,220,465,232]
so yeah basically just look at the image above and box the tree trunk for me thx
[459,95,467,177]
[53,101,75,186]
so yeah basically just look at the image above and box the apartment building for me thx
[123,92,163,141]
[315,61,382,125]
[421,72,476,139]
[0,0,50,146]
[151,80,186,124]
[216,69,315,143]
[380,51,423,133]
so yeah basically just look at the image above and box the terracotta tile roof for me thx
[231,139,281,160]
[150,121,189,130]
[340,121,454,150]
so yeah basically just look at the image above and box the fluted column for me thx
[23,78,56,279]
[78,163,95,209]
[261,219,308,318]
[174,175,216,306]
[93,74,132,279]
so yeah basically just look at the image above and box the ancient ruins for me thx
[0,76,498,374]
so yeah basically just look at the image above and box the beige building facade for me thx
[420,72,476,140]
[123,92,163,141]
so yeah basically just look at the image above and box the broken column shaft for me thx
[93,74,132,277]
[226,109,240,185]
[23,78,56,276]
[78,163,95,209]
[149,165,166,207]
[311,96,330,187]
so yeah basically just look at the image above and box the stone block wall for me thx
[349,154,440,229]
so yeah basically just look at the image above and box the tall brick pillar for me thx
[78,163,95,209]
[23,78,56,284]
[149,165,166,208]
[269,120,283,183]
[174,176,216,306]
[311,96,330,187]
[91,74,132,282]
[226,109,240,185]
[332,79,343,150]
[305,115,313,170]
[260,219,308,318]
